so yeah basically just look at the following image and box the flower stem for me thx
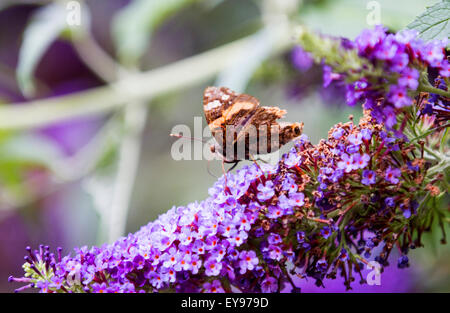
[418,79,450,98]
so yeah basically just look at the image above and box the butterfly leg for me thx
[248,153,264,174]
[219,158,240,194]
[221,158,230,193]
[227,161,240,172]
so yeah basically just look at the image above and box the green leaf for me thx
[17,3,68,97]
[407,0,450,42]
[111,0,198,66]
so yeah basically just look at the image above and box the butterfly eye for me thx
[294,126,301,136]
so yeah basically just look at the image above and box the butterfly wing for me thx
[233,106,287,155]
[203,86,238,126]
[203,87,259,161]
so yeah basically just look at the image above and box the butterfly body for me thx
[203,86,303,163]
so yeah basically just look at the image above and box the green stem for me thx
[423,145,443,161]
[410,123,450,143]
[418,79,450,98]
[441,127,449,154]
[427,157,450,176]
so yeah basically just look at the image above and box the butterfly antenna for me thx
[221,158,228,190]
[206,158,219,179]
[228,161,240,172]
[254,156,269,164]
[169,133,208,143]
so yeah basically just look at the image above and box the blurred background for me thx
[0,0,448,292]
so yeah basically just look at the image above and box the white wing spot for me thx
[205,100,222,111]
[221,94,230,101]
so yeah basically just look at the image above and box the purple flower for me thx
[266,245,283,261]
[403,208,412,219]
[391,52,409,72]
[394,29,418,44]
[311,24,448,138]
[281,176,298,194]
[385,166,401,184]
[179,228,195,246]
[421,41,446,67]
[361,128,372,141]
[254,227,264,238]
[211,245,227,262]
[50,276,64,290]
[203,280,225,293]
[329,169,344,183]
[35,281,52,293]
[388,85,411,108]
[161,268,176,283]
[162,247,180,268]
[133,255,146,270]
[289,192,305,208]
[361,170,376,185]
[261,277,278,293]
[348,133,363,146]
[339,248,349,261]
[257,181,275,201]
[238,250,259,274]
[332,127,345,139]
[321,226,332,239]
[385,197,395,207]
[267,233,282,245]
[148,272,164,289]
[10,106,436,294]
[346,80,368,106]
[284,153,301,168]
[380,106,397,129]
[355,25,386,51]
[338,153,356,173]
[204,258,222,276]
[229,230,248,247]
[397,255,409,269]
[205,236,219,250]
[266,205,284,219]
[296,231,306,243]
[346,144,360,154]
[291,45,314,72]
[323,65,342,87]
[439,61,450,77]
[316,259,328,273]
[192,240,206,255]
[190,255,202,275]
[174,255,192,272]
[91,282,108,293]
[374,36,399,60]
[398,68,419,90]
[354,153,370,169]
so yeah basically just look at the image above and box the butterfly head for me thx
[281,122,304,143]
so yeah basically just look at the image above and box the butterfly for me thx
[203,86,303,166]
